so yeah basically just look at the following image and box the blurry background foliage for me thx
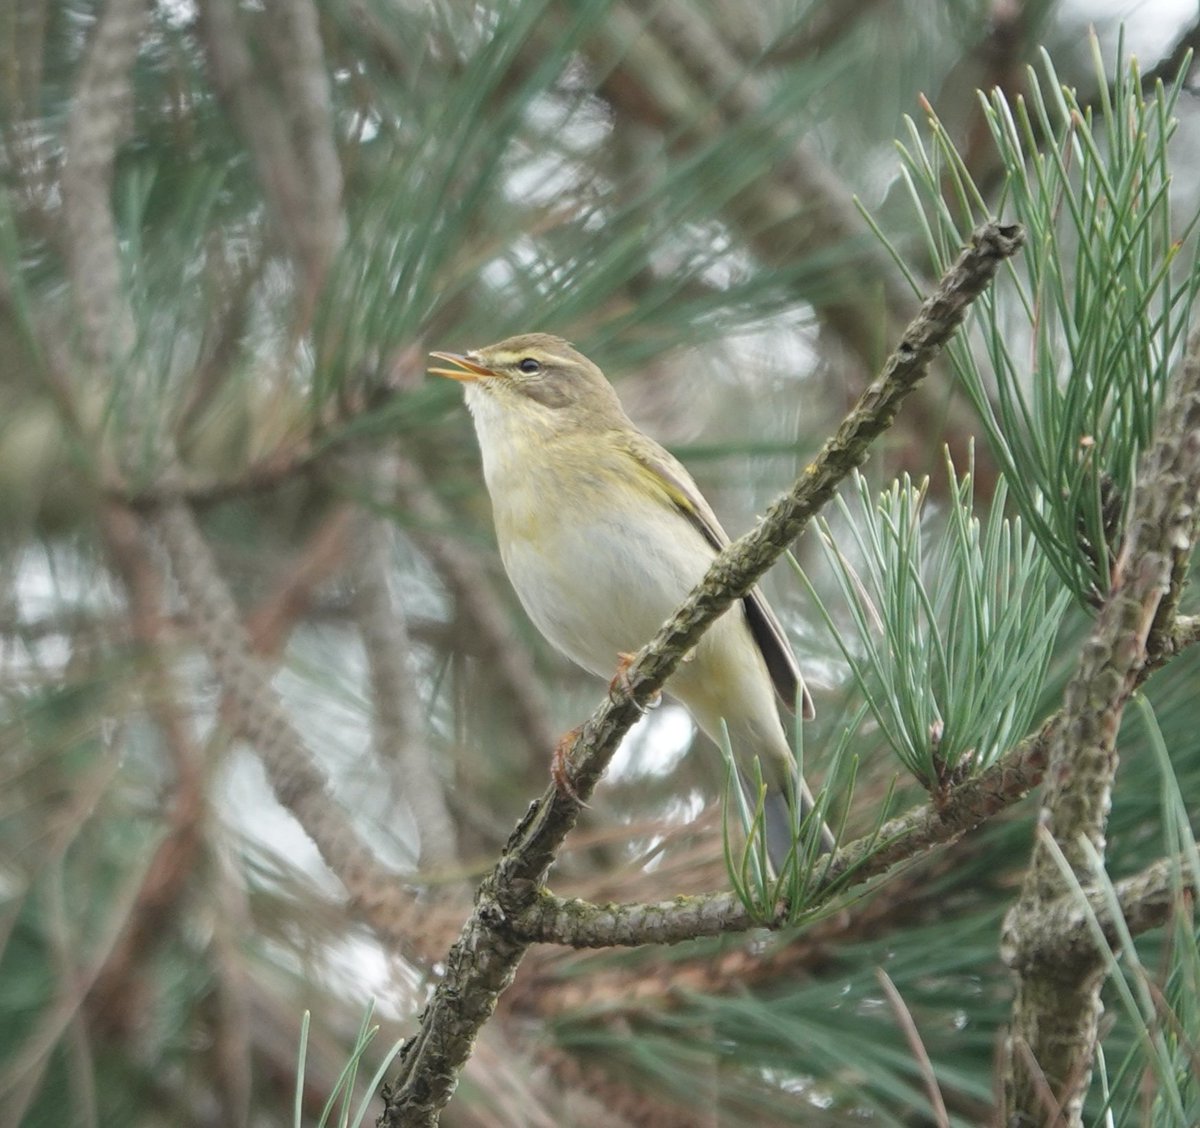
[0,1,1198,1125]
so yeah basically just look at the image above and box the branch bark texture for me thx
[1001,337,1200,1127]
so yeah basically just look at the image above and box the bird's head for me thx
[428,333,625,429]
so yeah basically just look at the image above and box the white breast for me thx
[502,501,711,678]
[465,383,711,676]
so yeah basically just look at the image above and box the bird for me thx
[428,333,833,862]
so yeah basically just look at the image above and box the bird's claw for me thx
[608,651,661,712]
[552,726,588,805]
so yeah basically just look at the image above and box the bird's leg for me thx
[551,726,586,803]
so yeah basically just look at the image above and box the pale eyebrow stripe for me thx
[490,349,573,367]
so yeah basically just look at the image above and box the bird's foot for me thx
[608,651,660,711]
[552,726,587,804]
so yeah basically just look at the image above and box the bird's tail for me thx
[718,713,834,871]
[748,772,835,873]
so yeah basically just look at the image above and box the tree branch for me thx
[350,490,460,871]
[513,768,1197,952]
[1011,851,1197,972]
[1169,613,1200,655]
[152,500,436,963]
[553,224,1021,805]
[379,221,1023,1126]
[601,0,916,361]
[86,506,207,1038]
[61,0,148,372]
[1002,335,1200,1127]
[199,0,343,304]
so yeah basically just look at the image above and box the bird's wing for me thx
[620,432,814,718]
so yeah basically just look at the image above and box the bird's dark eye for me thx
[517,357,541,374]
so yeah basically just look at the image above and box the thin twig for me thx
[0,835,161,1123]
[351,486,460,871]
[243,504,356,657]
[263,0,344,273]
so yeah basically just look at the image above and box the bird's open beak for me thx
[428,351,496,382]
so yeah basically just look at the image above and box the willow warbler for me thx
[430,333,832,859]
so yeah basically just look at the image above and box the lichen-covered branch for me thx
[1002,336,1200,1127]
[1011,852,1197,974]
[515,805,1194,953]
[1169,612,1200,656]
[379,222,1022,1127]
[515,715,1052,947]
